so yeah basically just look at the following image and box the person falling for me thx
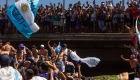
[125,25,139,52]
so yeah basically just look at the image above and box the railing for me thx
[0,17,136,34]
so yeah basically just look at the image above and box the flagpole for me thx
[63,0,65,9]
[6,0,8,8]
[94,0,96,32]
[122,0,125,32]
[62,0,65,33]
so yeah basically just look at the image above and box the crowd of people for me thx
[0,39,93,80]
[118,24,140,80]
[0,0,140,34]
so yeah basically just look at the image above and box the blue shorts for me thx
[56,60,64,72]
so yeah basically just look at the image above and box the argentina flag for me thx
[6,0,40,38]
[70,51,100,67]
[136,18,140,44]
[27,0,39,17]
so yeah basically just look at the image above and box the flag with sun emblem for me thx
[136,18,140,44]
[27,0,39,17]
[6,0,40,38]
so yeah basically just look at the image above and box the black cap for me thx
[32,45,37,48]
[0,54,11,65]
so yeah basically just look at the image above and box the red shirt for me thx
[127,8,139,20]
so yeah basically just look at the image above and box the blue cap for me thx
[19,44,24,48]
[0,54,11,65]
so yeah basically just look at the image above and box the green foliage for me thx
[93,75,119,80]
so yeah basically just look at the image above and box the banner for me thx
[6,0,39,38]
[55,42,61,54]
[27,0,39,17]
[70,51,100,67]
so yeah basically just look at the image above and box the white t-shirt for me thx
[31,76,47,80]
[62,48,68,55]
[0,66,22,80]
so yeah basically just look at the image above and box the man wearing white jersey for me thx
[48,40,57,57]
[0,54,22,80]
[62,44,68,55]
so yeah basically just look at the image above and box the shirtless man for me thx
[55,48,71,72]
[1,41,15,51]
[16,44,25,68]
[121,54,138,69]
[48,40,57,56]
[38,44,48,61]
[31,45,39,63]
[121,54,139,79]
[1,41,15,55]
[125,25,139,51]
[55,51,65,72]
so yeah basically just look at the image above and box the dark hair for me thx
[10,49,17,53]
[53,43,57,47]
[31,66,39,76]
[26,69,34,77]
[81,76,86,80]
[62,44,67,48]
[27,51,32,55]
[5,41,10,44]
[40,62,49,71]
[67,77,74,80]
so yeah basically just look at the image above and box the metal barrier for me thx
[0,16,136,34]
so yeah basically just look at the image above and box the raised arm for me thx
[120,55,130,62]
[46,61,59,73]
[48,40,52,49]
[124,44,131,49]
[77,64,82,79]
[111,0,115,8]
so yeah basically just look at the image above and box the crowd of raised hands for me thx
[0,0,140,34]
[0,39,91,80]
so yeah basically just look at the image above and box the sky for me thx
[0,0,129,9]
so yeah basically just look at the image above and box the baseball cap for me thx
[0,54,11,65]
[19,43,24,48]
[40,44,44,47]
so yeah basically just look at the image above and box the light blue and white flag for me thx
[6,0,40,38]
[55,42,61,54]
[70,51,100,67]
[27,0,39,17]
[136,18,140,44]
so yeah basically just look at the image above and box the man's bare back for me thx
[1,42,15,51]
[1,44,15,51]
